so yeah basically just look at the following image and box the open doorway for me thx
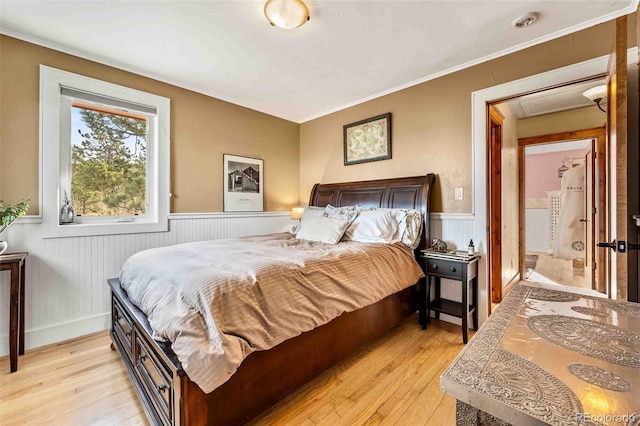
[489,78,607,304]
[520,136,602,291]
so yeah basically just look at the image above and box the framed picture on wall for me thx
[223,154,264,212]
[343,113,391,165]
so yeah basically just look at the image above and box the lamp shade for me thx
[264,0,309,29]
[583,85,607,102]
[291,207,305,220]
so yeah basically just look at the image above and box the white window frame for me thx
[40,65,170,238]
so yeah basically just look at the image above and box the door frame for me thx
[488,106,504,303]
[517,128,607,293]
[471,53,626,325]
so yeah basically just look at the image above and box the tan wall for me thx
[517,106,606,139]
[0,35,300,214]
[299,16,637,213]
[496,103,520,288]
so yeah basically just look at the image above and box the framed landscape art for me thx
[223,154,264,212]
[343,113,391,165]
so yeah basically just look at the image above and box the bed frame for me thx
[108,173,435,425]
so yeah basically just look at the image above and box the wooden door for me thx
[605,16,633,300]
[584,141,596,289]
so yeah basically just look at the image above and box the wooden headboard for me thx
[308,174,436,250]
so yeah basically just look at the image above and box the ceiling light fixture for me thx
[512,12,538,29]
[583,85,607,113]
[264,0,310,29]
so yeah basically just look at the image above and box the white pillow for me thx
[294,206,325,235]
[353,206,423,248]
[343,209,399,243]
[296,216,350,244]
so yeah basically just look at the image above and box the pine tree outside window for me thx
[63,96,149,219]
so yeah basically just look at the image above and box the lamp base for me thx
[0,241,7,256]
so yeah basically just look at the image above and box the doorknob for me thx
[579,218,587,223]
[597,240,617,251]
[629,242,640,251]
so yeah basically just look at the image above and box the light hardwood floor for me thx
[0,316,466,425]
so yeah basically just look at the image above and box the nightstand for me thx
[421,250,479,344]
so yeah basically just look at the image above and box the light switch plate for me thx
[454,187,464,200]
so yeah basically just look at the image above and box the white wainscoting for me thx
[0,213,474,356]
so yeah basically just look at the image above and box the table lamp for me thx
[291,207,304,233]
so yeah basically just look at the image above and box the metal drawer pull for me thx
[432,264,438,270]
[139,354,148,362]
[125,331,131,337]
[450,267,456,272]
[157,384,168,393]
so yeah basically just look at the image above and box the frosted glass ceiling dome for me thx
[264,0,310,29]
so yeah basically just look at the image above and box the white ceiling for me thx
[505,78,607,119]
[1,1,637,123]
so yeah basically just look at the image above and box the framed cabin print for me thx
[223,154,264,212]
[343,113,391,165]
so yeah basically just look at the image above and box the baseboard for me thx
[503,272,521,298]
[0,312,110,357]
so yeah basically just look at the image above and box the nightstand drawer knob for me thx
[431,264,438,270]
[450,267,456,272]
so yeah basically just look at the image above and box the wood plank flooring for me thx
[0,316,467,425]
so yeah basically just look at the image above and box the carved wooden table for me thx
[441,282,640,426]
[0,252,28,372]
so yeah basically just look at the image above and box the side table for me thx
[0,252,28,372]
[421,250,479,344]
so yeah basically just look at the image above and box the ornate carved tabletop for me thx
[440,283,640,426]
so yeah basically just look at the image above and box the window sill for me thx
[42,219,168,239]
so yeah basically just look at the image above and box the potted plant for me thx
[0,200,29,255]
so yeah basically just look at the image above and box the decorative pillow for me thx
[402,209,424,249]
[343,209,400,243]
[323,205,358,225]
[295,216,350,244]
[294,206,325,235]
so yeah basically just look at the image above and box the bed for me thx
[108,173,435,425]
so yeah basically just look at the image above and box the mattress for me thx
[119,232,424,393]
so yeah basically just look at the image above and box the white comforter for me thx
[119,232,424,393]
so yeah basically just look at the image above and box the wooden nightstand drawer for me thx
[425,257,463,279]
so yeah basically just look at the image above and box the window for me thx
[40,66,170,237]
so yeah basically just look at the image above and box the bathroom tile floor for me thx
[524,251,589,290]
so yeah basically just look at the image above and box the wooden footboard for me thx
[109,278,415,425]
